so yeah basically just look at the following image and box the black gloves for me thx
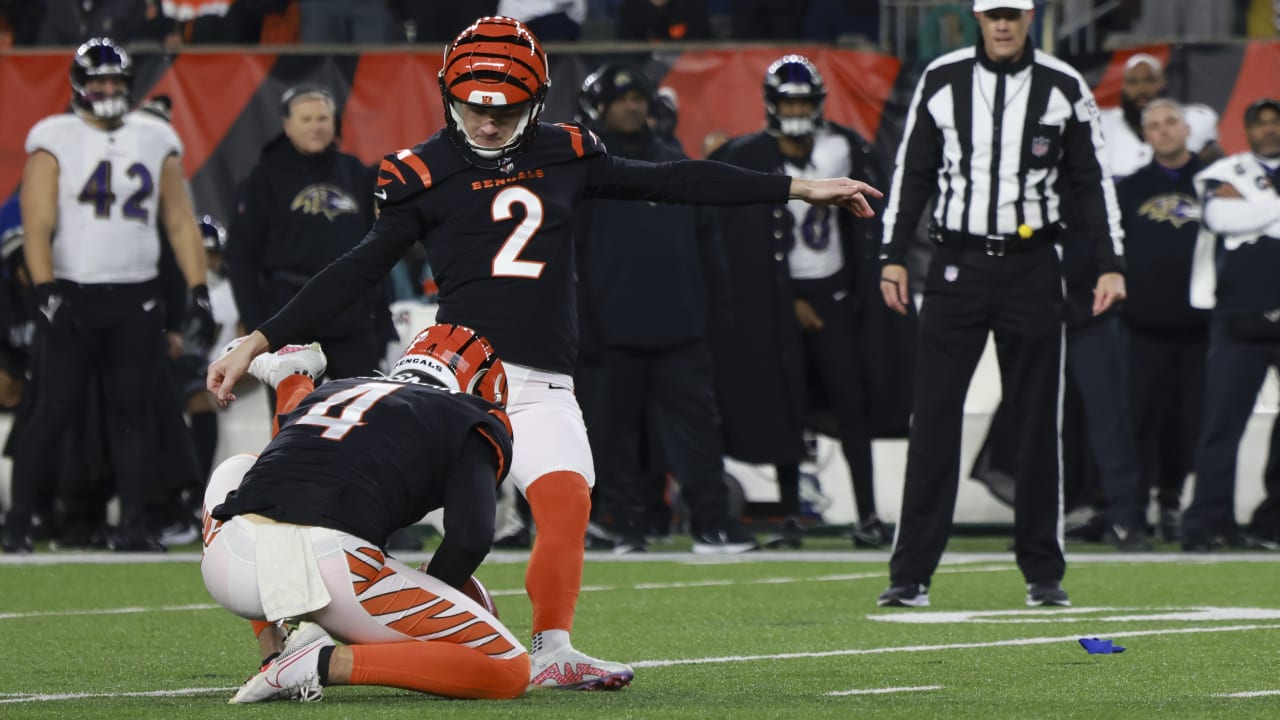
[182,283,217,354]
[33,282,69,333]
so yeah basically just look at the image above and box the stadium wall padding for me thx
[3,42,1279,224]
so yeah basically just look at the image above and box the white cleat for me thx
[230,621,333,704]
[248,343,327,389]
[528,646,634,691]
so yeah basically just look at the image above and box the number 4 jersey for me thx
[25,111,181,284]
[211,376,513,550]
[258,122,791,375]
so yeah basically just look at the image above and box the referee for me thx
[876,0,1124,608]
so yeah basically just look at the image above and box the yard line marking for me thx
[827,685,942,696]
[1215,690,1280,698]
[630,623,1280,668]
[4,626,1278,705]
[0,567,1017,619]
[0,603,217,620]
[0,687,239,704]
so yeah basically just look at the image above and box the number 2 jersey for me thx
[25,111,182,284]
[258,122,792,374]
[211,376,512,551]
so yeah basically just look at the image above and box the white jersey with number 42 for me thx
[25,111,183,284]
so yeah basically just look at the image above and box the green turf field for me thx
[2,538,1278,719]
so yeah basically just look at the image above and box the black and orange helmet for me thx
[438,16,550,168]
[390,323,508,409]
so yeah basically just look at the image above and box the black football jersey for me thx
[258,123,790,374]
[212,377,512,549]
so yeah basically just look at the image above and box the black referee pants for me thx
[1183,318,1280,544]
[8,281,164,533]
[890,246,1065,587]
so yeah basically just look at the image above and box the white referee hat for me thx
[974,0,1034,11]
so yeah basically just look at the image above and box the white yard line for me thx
[0,687,239,704]
[827,685,942,696]
[629,623,1280,668]
[1214,690,1280,698]
[4,624,1278,704]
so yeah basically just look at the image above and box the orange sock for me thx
[523,471,590,634]
[250,620,274,637]
[349,641,530,699]
[272,375,314,435]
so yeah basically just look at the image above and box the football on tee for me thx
[461,575,499,618]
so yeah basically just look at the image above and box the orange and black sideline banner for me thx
[2,42,1279,223]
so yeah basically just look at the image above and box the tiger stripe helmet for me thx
[391,323,508,410]
[438,16,550,168]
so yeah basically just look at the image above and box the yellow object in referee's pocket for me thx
[1017,224,1033,239]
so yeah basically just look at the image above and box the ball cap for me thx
[1244,98,1280,126]
[974,0,1034,11]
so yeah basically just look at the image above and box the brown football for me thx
[461,575,499,618]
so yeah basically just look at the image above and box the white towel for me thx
[255,522,332,621]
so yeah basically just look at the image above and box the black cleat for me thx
[1026,581,1071,607]
[877,583,930,607]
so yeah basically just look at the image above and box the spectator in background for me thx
[1245,0,1279,37]
[1182,98,1280,552]
[497,0,587,40]
[710,55,895,549]
[916,2,977,63]
[1098,54,1222,180]
[616,0,711,41]
[730,0,805,39]
[226,83,390,391]
[0,0,44,46]
[297,0,390,43]
[1131,0,1234,40]
[389,1,498,43]
[36,0,176,45]
[803,0,880,45]
[573,63,755,555]
[6,39,211,554]
[1116,99,1209,543]
[651,86,680,149]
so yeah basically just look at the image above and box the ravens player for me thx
[4,38,211,554]
[202,324,529,703]
[209,15,881,689]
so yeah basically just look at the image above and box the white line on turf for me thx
[0,603,217,620]
[826,685,942,696]
[0,687,239,704]
[0,566,1015,615]
[1214,690,1280,698]
[5,624,1278,704]
[629,623,1280,668]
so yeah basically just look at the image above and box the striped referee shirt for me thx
[880,45,1124,272]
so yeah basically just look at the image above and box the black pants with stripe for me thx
[8,280,164,533]
[889,245,1065,587]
